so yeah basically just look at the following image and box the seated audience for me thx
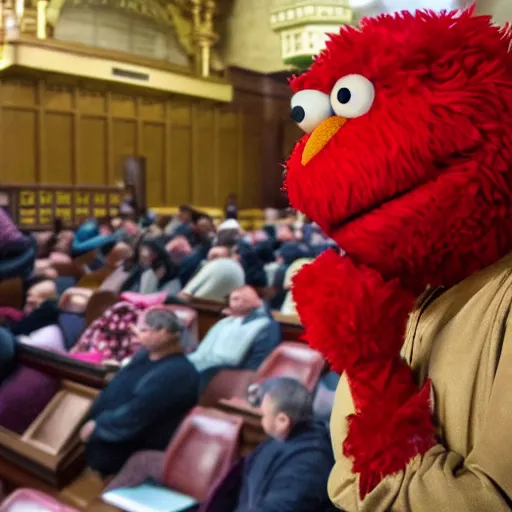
[165,205,195,241]
[178,245,244,302]
[80,308,199,476]
[7,280,59,336]
[200,378,334,512]
[119,186,138,217]
[225,193,238,220]
[121,239,180,296]
[188,286,280,388]
[0,209,35,280]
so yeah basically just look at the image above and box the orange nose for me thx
[301,116,347,166]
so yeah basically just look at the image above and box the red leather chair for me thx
[200,342,325,407]
[161,406,243,501]
[103,407,243,507]
[59,287,94,315]
[254,341,325,391]
[0,488,79,511]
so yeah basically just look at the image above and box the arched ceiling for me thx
[47,0,195,55]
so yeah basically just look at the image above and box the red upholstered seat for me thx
[161,406,243,502]
[59,287,94,315]
[254,341,325,391]
[200,341,325,407]
[0,488,79,511]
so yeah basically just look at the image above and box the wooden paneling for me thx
[44,112,73,184]
[0,67,295,208]
[142,122,165,206]
[79,117,107,185]
[1,108,37,185]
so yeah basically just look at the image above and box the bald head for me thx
[24,280,57,315]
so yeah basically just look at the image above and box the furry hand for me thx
[292,249,436,496]
[292,249,416,373]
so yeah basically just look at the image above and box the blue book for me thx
[102,482,198,512]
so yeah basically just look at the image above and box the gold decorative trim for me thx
[1,37,233,102]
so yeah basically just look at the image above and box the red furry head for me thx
[286,7,512,293]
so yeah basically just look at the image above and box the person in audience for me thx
[225,193,238,220]
[165,205,195,240]
[4,280,59,336]
[0,328,16,384]
[233,241,268,291]
[80,308,199,476]
[200,378,334,512]
[0,208,35,280]
[119,185,137,217]
[121,239,180,295]
[177,245,244,302]
[188,286,281,389]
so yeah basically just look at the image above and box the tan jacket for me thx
[329,253,512,511]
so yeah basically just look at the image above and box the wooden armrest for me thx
[218,397,262,418]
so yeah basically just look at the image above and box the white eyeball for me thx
[290,89,333,134]
[330,74,375,119]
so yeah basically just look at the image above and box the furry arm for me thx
[292,250,436,497]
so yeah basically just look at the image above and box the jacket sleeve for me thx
[90,366,194,443]
[328,319,512,512]
[247,448,333,512]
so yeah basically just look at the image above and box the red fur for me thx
[286,5,512,499]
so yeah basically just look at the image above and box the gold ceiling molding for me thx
[46,0,195,59]
[0,37,233,101]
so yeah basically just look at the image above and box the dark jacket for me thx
[200,421,334,512]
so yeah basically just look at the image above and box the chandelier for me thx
[270,0,354,69]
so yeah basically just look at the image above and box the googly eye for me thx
[330,74,375,118]
[290,89,333,134]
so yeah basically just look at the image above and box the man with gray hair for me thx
[80,307,199,476]
[200,377,335,512]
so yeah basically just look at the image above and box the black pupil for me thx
[291,105,305,123]
[337,87,351,104]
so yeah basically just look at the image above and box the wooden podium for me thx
[0,381,98,491]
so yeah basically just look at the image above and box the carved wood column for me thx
[190,0,218,77]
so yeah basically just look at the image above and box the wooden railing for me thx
[0,184,122,230]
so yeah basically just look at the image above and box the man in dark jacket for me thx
[80,308,199,476]
[200,377,334,512]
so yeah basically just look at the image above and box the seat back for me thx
[162,407,243,501]
[0,278,23,309]
[59,287,94,315]
[84,290,119,327]
[0,488,79,511]
[255,341,324,391]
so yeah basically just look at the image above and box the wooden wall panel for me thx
[0,108,37,185]
[0,67,294,208]
[142,122,165,206]
[192,104,216,206]
[43,112,73,185]
[217,109,239,205]
[112,119,136,184]
[79,117,107,185]
[168,125,192,206]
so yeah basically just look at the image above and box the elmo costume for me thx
[285,6,512,511]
